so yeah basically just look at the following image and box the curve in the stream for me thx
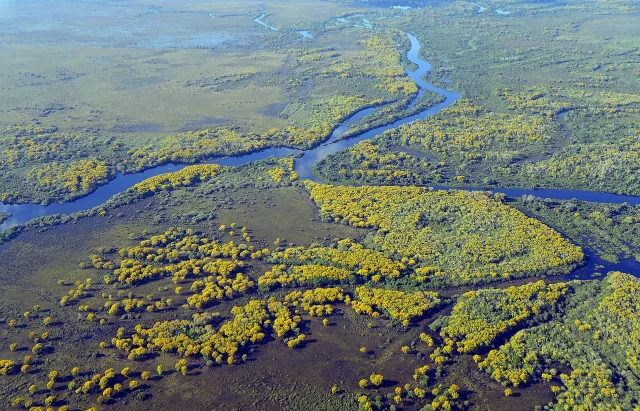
[254,14,278,31]
[293,33,459,181]
[0,32,458,230]
[2,32,640,283]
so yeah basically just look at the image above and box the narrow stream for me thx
[1,32,640,279]
[293,33,459,181]
[253,14,278,31]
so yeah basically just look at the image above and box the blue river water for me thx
[254,15,313,39]
[2,32,640,232]
[253,14,278,31]
[293,33,460,181]
[1,31,640,280]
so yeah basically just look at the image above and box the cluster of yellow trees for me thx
[518,141,640,194]
[352,286,440,325]
[128,128,272,171]
[267,157,299,183]
[0,125,78,170]
[59,278,92,306]
[104,287,340,372]
[268,238,406,282]
[450,272,640,409]
[384,100,554,160]
[109,287,343,363]
[0,125,121,203]
[438,280,574,354]
[555,365,621,409]
[56,227,269,325]
[257,264,354,289]
[112,310,243,362]
[186,274,255,309]
[293,33,416,98]
[27,158,111,194]
[132,164,226,197]
[101,228,257,285]
[360,34,418,96]
[475,329,547,387]
[306,182,584,285]
[0,360,15,375]
[9,364,156,409]
[325,99,558,187]
[283,287,345,316]
[491,84,640,195]
[357,382,462,411]
[592,272,640,368]
[105,297,169,316]
[108,253,242,286]
[280,94,375,145]
[495,87,573,117]
[476,323,623,405]
[334,139,440,183]
[287,264,352,284]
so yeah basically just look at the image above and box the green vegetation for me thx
[0,213,10,224]
[513,196,640,263]
[351,286,441,325]
[316,100,558,186]
[0,154,636,411]
[428,272,640,410]
[0,3,435,204]
[0,157,589,410]
[431,280,575,354]
[306,182,584,286]
[477,272,640,410]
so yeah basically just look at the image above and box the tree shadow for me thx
[380,379,399,388]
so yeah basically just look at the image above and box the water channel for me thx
[1,32,639,278]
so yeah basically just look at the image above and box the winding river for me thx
[253,14,278,31]
[0,32,463,231]
[1,32,640,278]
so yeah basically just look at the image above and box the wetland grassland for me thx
[316,0,640,197]
[2,1,640,410]
[0,0,422,204]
